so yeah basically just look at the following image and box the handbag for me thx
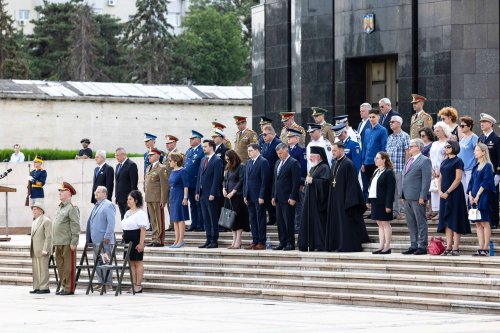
[428,236,445,255]
[468,204,482,221]
[218,199,237,229]
[429,177,438,193]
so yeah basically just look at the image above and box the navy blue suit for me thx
[244,155,270,245]
[261,136,281,224]
[92,163,114,204]
[357,119,369,145]
[196,154,223,244]
[380,109,401,135]
[184,145,204,230]
[479,131,500,227]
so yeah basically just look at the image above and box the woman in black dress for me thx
[368,152,396,254]
[223,150,250,249]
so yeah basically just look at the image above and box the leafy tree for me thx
[95,14,126,82]
[121,0,174,84]
[0,0,29,78]
[172,6,248,85]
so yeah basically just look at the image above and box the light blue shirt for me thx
[458,134,478,171]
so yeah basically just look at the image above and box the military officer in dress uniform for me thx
[410,94,433,139]
[279,112,306,147]
[287,128,307,233]
[145,148,168,246]
[212,129,229,170]
[163,135,180,231]
[185,130,205,231]
[29,201,52,295]
[29,155,47,205]
[311,107,336,144]
[212,122,232,149]
[258,116,273,148]
[234,116,258,163]
[53,182,80,295]
[306,123,333,172]
[333,115,359,143]
[143,133,165,174]
[333,123,362,173]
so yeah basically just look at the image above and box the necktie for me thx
[381,114,386,125]
[203,157,209,170]
[116,163,122,174]
[405,157,414,173]
[277,160,284,175]
[248,159,254,172]
[95,167,100,178]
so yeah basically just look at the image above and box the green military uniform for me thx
[280,122,306,147]
[235,127,258,163]
[410,111,433,139]
[145,159,168,245]
[320,121,336,144]
[53,199,80,294]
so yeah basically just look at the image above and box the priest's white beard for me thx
[310,161,319,168]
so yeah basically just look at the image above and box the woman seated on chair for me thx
[121,190,149,293]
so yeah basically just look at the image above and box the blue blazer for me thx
[243,155,270,202]
[30,168,47,199]
[196,155,223,198]
[184,145,204,189]
[289,144,307,181]
[362,124,388,165]
[86,199,116,245]
[261,136,282,172]
[357,120,369,144]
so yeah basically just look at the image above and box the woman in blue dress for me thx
[438,140,470,256]
[167,152,190,248]
[467,143,496,256]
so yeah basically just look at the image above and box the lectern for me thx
[0,186,16,242]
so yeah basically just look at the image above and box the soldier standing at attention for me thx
[311,107,336,144]
[279,112,306,147]
[29,201,52,295]
[29,155,47,205]
[143,133,165,175]
[212,122,232,149]
[145,148,168,246]
[234,116,258,163]
[53,182,80,295]
[258,116,273,148]
[410,94,433,139]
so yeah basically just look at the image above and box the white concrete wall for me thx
[0,157,152,231]
[0,98,251,155]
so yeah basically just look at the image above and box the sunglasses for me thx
[420,134,427,138]
[460,124,467,128]
[444,145,452,149]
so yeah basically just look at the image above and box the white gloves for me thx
[28,176,34,182]
[495,175,500,186]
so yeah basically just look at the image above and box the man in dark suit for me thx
[261,125,281,226]
[92,150,114,204]
[357,102,371,146]
[114,147,138,218]
[378,98,401,135]
[287,128,307,233]
[272,143,301,250]
[196,140,223,248]
[244,143,270,250]
[479,113,500,228]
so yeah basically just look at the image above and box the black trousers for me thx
[117,201,127,219]
[276,202,296,246]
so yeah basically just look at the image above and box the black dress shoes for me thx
[272,245,284,250]
[58,291,74,296]
[379,249,392,254]
[206,243,218,249]
[151,243,164,247]
[198,242,209,248]
[372,249,382,254]
[402,248,417,255]
[29,289,39,294]
[283,244,295,251]
[36,289,50,294]
[413,248,427,255]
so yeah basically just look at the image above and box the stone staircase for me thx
[0,220,499,314]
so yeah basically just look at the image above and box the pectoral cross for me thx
[332,179,336,188]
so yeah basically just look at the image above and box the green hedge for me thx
[0,149,143,162]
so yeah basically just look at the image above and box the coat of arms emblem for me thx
[363,13,375,34]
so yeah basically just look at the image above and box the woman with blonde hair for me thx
[438,106,461,141]
[467,143,496,256]
[428,121,451,220]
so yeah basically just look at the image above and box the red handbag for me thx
[428,236,445,255]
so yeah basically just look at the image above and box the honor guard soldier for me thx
[279,112,306,147]
[311,107,336,144]
[53,182,80,295]
[258,116,273,148]
[29,155,47,205]
[333,115,359,143]
[333,123,362,173]
[234,116,258,163]
[212,122,232,149]
[306,123,333,172]
[145,148,168,246]
[410,94,433,139]
[143,133,165,174]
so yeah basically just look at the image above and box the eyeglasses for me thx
[263,133,271,136]
[420,134,427,138]
[460,124,467,128]
[444,145,452,149]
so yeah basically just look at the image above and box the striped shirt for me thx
[386,130,410,172]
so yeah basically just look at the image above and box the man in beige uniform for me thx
[53,182,80,295]
[311,107,336,144]
[29,201,52,294]
[410,94,433,139]
[279,112,306,147]
[145,148,168,247]
[234,116,258,163]
[163,135,180,231]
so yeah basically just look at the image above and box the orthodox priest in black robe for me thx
[298,146,331,251]
[325,142,369,252]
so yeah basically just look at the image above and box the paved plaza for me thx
[2,285,499,333]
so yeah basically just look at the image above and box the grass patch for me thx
[1,149,143,161]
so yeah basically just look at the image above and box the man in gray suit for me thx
[401,139,432,255]
[86,186,116,285]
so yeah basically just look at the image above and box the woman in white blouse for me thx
[121,190,150,293]
[428,121,451,220]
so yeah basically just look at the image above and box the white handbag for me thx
[468,206,482,221]
[429,178,438,193]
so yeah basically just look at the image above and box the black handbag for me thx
[218,199,237,229]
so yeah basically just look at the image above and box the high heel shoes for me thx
[372,249,383,254]
[379,249,392,254]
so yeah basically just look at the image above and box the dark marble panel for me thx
[487,24,499,48]
[476,0,499,24]
[317,61,334,83]
[450,99,476,117]
[464,73,489,99]
[334,81,346,106]
[476,99,500,117]
[463,24,488,49]
[442,25,451,50]
[451,0,476,25]
[309,83,334,107]
[418,54,435,76]
[450,74,465,99]
[476,49,499,74]
[334,12,345,36]
[301,16,316,39]
[265,67,289,90]
[265,45,289,69]
[434,51,451,75]
[450,25,464,50]
[301,62,318,84]
[265,88,290,112]
[427,26,444,51]
[252,94,265,116]
[307,0,333,15]
[487,74,499,99]
[334,0,353,13]
[396,29,412,54]
[316,14,334,38]
[335,59,345,82]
